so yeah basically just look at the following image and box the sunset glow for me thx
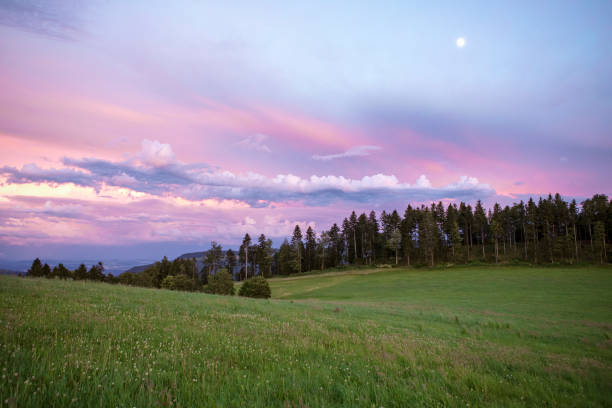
[0,1,610,261]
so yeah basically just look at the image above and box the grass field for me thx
[1,266,611,407]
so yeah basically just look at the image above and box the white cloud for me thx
[312,145,381,161]
[415,174,432,188]
[137,140,176,167]
[235,134,272,153]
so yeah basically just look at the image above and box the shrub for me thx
[205,270,235,295]
[161,274,200,292]
[238,275,271,299]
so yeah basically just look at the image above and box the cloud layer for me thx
[1,140,494,207]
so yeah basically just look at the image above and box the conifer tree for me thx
[291,225,303,273]
[27,258,43,277]
[318,231,330,270]
[42,263,51,277]
[241,234,251,279]
[278,239,292,275]
[401,205,416,266]
[74,263,88,280]
[594,221,606,264]
[305,227,317,272]
[225,249,237,278]
[474,200,487,260]
[367,211,379,264]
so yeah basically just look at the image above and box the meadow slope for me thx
[1,266,611,407]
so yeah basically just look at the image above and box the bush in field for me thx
[205,270,235,295]
[238,275,271,299]
[161,274,200,292]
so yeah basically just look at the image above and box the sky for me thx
[0,0,611,262]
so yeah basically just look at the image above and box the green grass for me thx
[1,266,611,407]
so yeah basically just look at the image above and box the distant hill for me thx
[177,251,206,260]
[123,264,154,274]
[123,251,207,274]
[0,268,20,275]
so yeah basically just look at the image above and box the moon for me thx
[456,37,466,48]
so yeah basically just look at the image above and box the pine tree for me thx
[593,221,606,264]
[225,249,237,278]
[278,239,292,275]
[418,208,437,267]
[445,204,460,262]
[88,262,105,282]
[401,205,416,266]
[305,227,317,272]
[74,264,88,280]
[291,225,303,273]
[257,234,274,277]
[341,217,353,264]
[241,234,251,279]
[328,223,343,267]
[491,204,504,263]
[205,241,223,275]
[569,200,579,262]
[527,198,538,263]
[27,258,43,277]
[318,231,330,270]
[349,211,359,263]
[386,228,401,265]
[459,203,473,261]
[367,211,380,264]
[56,263,72,280]
[357,213,368,262]
[449,220,461,262]
[474,200,487,260]
[42,263,51,277]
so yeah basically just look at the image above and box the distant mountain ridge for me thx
[123,251,207,274]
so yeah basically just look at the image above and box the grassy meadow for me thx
[1,265,611,407]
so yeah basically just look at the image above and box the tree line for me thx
[275,193,609,271]
[26,259,112,282]
[27,193,610,289]
[207,192,610,280]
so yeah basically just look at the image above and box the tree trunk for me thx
[495,239,499,263]
[533,227,538,264]
[362,231,365,260]
[523,223,527,260]
[466,225,470,261]
[353,229,357,263]
[481,230,485,259]
[573,224,578,261]
[321,247,325,270]
[548,221,554,263]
